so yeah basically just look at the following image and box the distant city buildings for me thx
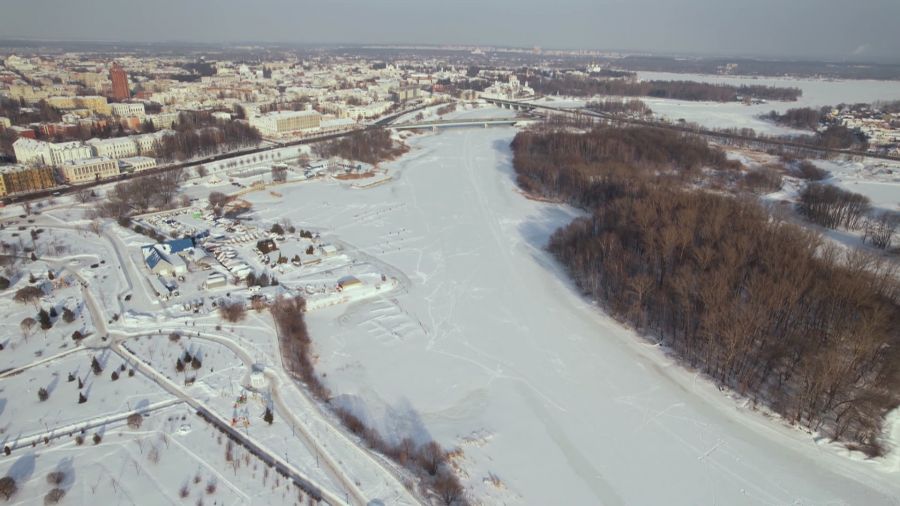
[480,75,535,101]
[0,49,468,195]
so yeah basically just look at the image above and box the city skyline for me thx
[2,0,900,63]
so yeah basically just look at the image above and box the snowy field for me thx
[813,158,900,212]
[241,125,900,504]
[0,403,311,505]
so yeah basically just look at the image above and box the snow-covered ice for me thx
[244,126,900,504]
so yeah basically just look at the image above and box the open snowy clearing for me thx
[0,403,315,505]
[245,125,900,504]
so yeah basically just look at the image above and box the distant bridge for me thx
[390,117,530,130]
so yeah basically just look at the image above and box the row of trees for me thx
[270,295,332,401]
[512,127,900,455]
[269,284,467,501]
[799,183,898,249]
[586,99,652,116]
[799,183,872,229]
[526,75,802,102]
[334,406,465,504]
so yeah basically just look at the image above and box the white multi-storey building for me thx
[87,137,139,159]
[13,138,93,167]
[85,130,172,159]
[110,102,146,117]
[249,110,321,135]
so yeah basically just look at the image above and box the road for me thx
[7,212,419,505]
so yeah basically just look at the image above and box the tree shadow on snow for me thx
[6,451,36,482]
[517,205,582,251]
[332,394,434,446]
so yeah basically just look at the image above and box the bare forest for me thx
[524,75,802,102]
[312,129,407,165]
[761,107,825,130]
[512,126,900,455]
[155,112,261,161]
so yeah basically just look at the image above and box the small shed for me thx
[257,238,278,254]
[337,275,363,292]
[320,244,338,256]
[205,272,227,289]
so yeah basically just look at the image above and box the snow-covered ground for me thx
[537,72,900,136]
[245,125,900,504]
[0,403,310,505]
[812,159,900,212]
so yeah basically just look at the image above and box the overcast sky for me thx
[3,0,899,62]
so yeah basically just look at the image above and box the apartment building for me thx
[110,102,146,117]
[87,137,139,159]
[13,138,93,167]
[0,164,57,195]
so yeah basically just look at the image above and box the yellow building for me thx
[0,165,57,194]
[46,95,111,116]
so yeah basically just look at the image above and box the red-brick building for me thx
[110,63,130,101]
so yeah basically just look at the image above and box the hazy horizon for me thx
[2,0,900,63]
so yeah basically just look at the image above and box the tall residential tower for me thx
[109,62,130,100]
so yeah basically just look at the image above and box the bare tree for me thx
[863,211,898,249]
[0,476,16,500]
[75,189,95,204]
[14,286,43,308]
[433,469,464,505]
[20,317,37,341]
[44,488,65,504]
[89,219,103,237]
[219,301,246,323]
[418,441,445,476]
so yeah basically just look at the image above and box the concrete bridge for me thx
[390,117,529,131]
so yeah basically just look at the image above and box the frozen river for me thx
[252,126,900,504]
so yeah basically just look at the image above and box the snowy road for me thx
[257,126,900,504]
